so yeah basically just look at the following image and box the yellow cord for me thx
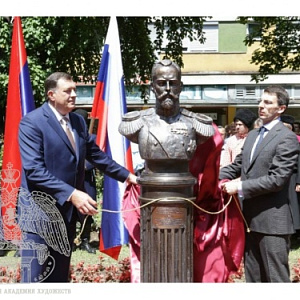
[101,195,231,215]
[75,193,250,244]
[232,194,250,232]
[74,215,88,246]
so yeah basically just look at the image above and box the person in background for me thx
[294,121,300,136]
[253,117,263,129]
[217,125,226,141]
[220,86,299,282]
[224,121,236,140]
[217,125,226,166]
[220,108,256,168]
[18,72,137,282]
[281,114,300,238]
[73,108,97,254]
[281,115,294,131]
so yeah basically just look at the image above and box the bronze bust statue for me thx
[118,59,215,282]
[119,59,214,169]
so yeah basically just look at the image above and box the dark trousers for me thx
[20,218,77,283]
[244,231,291,282]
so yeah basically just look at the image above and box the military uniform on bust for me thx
[119,108,214,162]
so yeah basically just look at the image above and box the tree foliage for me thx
[2,17,300,130]
[238,16,300,82]
[0,16,208,132]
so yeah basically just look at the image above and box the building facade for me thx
[75,19,300,126]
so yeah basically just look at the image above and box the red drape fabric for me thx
[122,123,245,282]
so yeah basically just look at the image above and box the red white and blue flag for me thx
[90,17,133,259]
[1,17,35,240]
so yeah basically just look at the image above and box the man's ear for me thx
[47,90,55,101]
[47,90,54,98]
[279,105,287,114]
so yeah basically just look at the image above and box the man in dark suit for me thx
[18,72,137,282]
[220,85,299,282]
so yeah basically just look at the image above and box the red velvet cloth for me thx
[122,123,245,282]
[190,123,245,282]
[122,183,141,283]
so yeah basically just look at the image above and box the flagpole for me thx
[88,116,96,134]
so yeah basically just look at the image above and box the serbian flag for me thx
[1,17,35,241]
[91,17,134,260]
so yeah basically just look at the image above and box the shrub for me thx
[69,256,131,283]
[0,255,130,283]
[292,258,300,283]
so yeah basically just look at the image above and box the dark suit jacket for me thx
[220,121,300,235]
[289,149,300,230]
[18,102,129,225]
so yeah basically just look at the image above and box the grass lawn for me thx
[0,243,130,268]
[71,243,130,266]
[289,234,300,274]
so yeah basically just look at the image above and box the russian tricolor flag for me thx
[90,17,133,260]
[1,17,35,240]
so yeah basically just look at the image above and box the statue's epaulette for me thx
[181,108,214,137]
[118,110,145,136]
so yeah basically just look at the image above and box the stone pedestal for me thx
[138,161,196,282]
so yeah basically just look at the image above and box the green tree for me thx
[0,16,208,133]
[239,16,300,82]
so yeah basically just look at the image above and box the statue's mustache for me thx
[157,92,175,101]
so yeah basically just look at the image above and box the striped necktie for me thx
[61,117,76,152]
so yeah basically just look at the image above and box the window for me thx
[202,85,227,100]
[75,86,94,105]
[126,86,143,102]
[293,86,300,100]
[149,85,227,101]
[149,22,219,54]
[183,23,219,52]
[247,23,262,40]
[219,22,247,53]
[181,85,199,99]
[236,86,258,99]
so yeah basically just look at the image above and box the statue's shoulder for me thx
[119,108,154,137]
[181,108,215,138]
[122,108,155,120]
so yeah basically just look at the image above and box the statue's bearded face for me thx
[152,65,182,115]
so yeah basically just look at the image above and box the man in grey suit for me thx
[220,85,299,282]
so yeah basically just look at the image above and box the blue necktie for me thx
[252,126,267,160]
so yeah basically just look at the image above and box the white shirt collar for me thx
[263,118,280,131]
[48,102,70,123]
